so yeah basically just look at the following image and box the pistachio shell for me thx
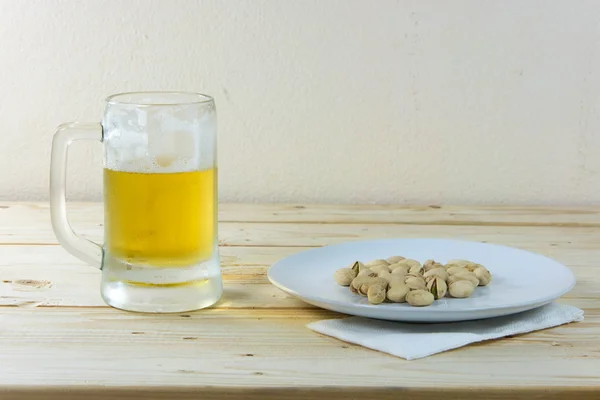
[409,264,424,275]
[423,259,444,273]
[357,269,377,277]
[333,268,356,286]
[385,255,405,264]
[359,277,388,295]
[377,270,392,283]
[464,263,480,272]
[446,260,478,272]
[427,277,448,299]
[372,277,389,289]
[388,277,407,289]
[349,261,370,273]
[448,280,476,298]
[449,272,479,287]
[365,259,390,267]
[390,269,408,281]
[370,264,391,275]
[387,284,410,303]
[446,266,469,275]
[404,276,427,290]
[474,266,492,286]
[389,264,411,274]
[351,275,374,290]
[367,284,386,304]
[395,259,421,269]
[358,284,370,296]
[423,267,449,281]
[358,277,383,296]
[406,289,435,306]
[446,259,472,267]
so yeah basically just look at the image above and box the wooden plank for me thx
[0,307,598,392]
[3,208,600,249]
[3,388,600,400]
[2,387,600,400]
[219,203,600,227]
[3,202,600,227]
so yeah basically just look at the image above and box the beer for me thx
[104,167,216,267]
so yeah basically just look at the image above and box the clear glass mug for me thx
[50,92,222,312]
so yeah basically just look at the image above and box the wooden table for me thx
[0,203,599,399]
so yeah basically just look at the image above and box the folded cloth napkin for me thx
[307,303,583,360]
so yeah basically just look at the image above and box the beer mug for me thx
[50,92,222,312]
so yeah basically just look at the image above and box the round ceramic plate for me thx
[267,239,576,322]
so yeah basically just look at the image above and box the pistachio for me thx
[358,283,371,296]
[365,259,390,267]
[423,267,449,281]
[377,270,392,283]
[333,268,357,286]
[448,261,478,272]
[446,259,472,268]
[448,272,479,287]
[357,269,377,278]
[446,274,460,286]
[349,284,358,294]
[473,266,492,286]
[404,275,427,290]
[385,255,405,264]
[464,263,481,272]
[348,261,367,272]
[406,289,435,307]
[448,280,476,298]
[387,284,410,303]
[390,269,408,281]
[388,277,406,289]
[370,264,391,275]
[409,264,424,275]
[351,275,374,290]
[389,264,410,274]
[395,259,421,269]
[427,277,447,299]
[359,277,388,295]
[373,277,389,289]
[446,266,469,276]
[367,284,386,304]
[423,259,444,273]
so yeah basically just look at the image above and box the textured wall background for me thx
[1,0,599,204]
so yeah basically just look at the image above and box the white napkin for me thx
[307,303,583,360]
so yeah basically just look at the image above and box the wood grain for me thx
[4,202,600,226]
[0,202,599,399]
[2,388,599,400]
[1,307,599,388]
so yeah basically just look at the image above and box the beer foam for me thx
[103,104,216,173]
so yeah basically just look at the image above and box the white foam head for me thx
[102,92,216,173]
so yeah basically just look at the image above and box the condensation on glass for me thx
[50,92,222,312]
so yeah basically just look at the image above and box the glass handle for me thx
[50,122,104,269]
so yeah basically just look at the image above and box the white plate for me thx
[267,239,576,322]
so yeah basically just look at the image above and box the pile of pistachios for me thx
[333,256,492,306]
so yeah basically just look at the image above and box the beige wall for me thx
[1,0,599,204]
